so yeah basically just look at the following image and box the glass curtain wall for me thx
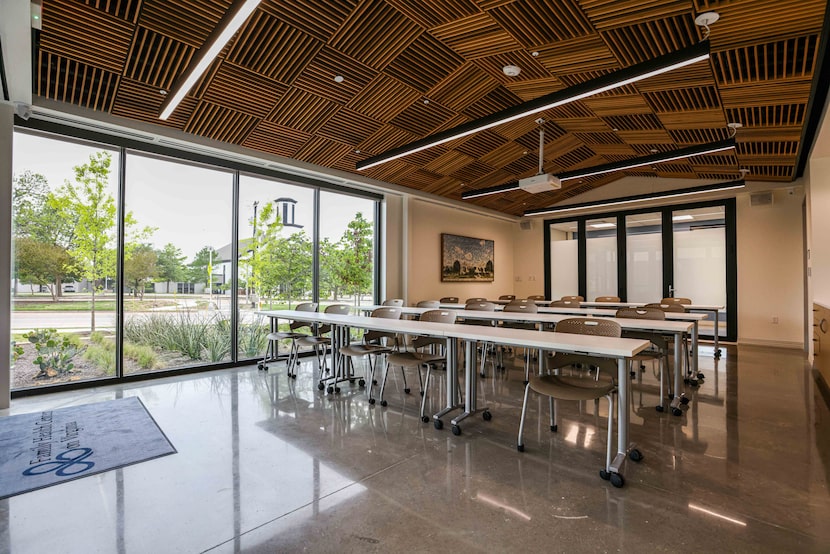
[237,175,315,362]
[122,152,234,374]
[11,132,120,389]
[318,190,377,310]
[10,128,380,391]
[585,217,617,301]
[549,221,579,300]
[626,212,663,303]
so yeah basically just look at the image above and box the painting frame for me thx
[441,233,494,282]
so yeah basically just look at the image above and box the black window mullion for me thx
[116,148,126,378]
[661,210,674,299]
[577,219,587,299]
[230,171,240,363]
[616,213,627,301]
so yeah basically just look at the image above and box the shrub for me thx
[123,342,158,369]
[24,328,84,378]
[83,342,116,375]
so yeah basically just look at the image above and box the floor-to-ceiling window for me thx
[10,126,380,392]
[586,216,618,301]
[11,131,121,389]
[123,152,234,374]
[626,212,663,303]
[548,221,579,300]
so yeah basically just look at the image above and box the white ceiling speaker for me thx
[13,102,32,120]
[750,191,774,207]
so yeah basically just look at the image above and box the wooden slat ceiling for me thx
[36,0,828,216]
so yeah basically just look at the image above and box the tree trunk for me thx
[90,286,96,333]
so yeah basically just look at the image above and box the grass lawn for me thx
[13,299,179,312]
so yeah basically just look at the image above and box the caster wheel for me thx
[358,379,366,387]
[349,378,356,384]
[630,371,636,378]
[680,396,690,405]
[610,473,625,488]
[368,398,375,405]
[523,380,529,386]
[656,405,664,412]
[257,363,264,370]
[629,449,644,462]
[697,372,705,380]
[714,349,722,359]
[668,393,675,400]
[683,378,690,385]
[421,415,429,423]
[372,380,378,386]
[334,387,341,394]
[671,407,682,416]
[451,425,461,436]
[434,419,443,430]
[317,382,325,391]
[480,372,486,378]
[419,391,424,397]
[327,386,334,394]
[291,374,297,379]
[550,424,558,432]
[599,469,610,481]
[380,400,387,407]
[482,410,492,421]
[404,388,411,394]
[517,444,525,452]
[689,379,699,387]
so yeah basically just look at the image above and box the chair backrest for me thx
[549,299,579,307]
[616,307,665,320]
[416,300,440,308]
[439,296,459,303]
[504,301,538,314]
[382,298,404,307]
[661,297,691,305]
[371,306,402,319]
[465,301,496,312]
[555,317,621,337]
[643,302,686,313]
[527,295,547,301]
[419,309,456,324]
[324,304,350,315]
[595,296,621,303]
[289,302,318,330]
[561,295,584,302]
[498,294,516,301]
[465,297,487,303]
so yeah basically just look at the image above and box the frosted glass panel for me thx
[626,213,662,303]
[586,218,617,301]
[550,223,578,299]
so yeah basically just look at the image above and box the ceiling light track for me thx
[159,0,261,120]
[523,179,745,217]
[356,40,711,171]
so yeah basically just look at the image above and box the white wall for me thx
[736,187,805,347]
[405,198,516,304]
[513,221,544,298]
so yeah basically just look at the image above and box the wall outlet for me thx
[772,316,779,324]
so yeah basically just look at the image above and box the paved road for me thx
[10,309,263,332]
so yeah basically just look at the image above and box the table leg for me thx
[433,338,463,425]
[450,341,476,429]
[609,357,629,475]
[691,321,699,380]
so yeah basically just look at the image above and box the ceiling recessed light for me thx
[354,149,361,154]
[727,122,742,129]
[590,222,616,229]
[650,148,658,153]
[333,75,344,83]
[673,215,694,221]
[531,51,539,57]
[422,98,430,104]
[159,90,168,96]
[612,128,619,132]
[503,65,521,77]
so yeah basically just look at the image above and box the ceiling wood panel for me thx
[36,0,828,217]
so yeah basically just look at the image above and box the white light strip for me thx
[462,184,521,199]
[528,183,745,216]
[160,0,261,120]
[561,144,735,181]
[688,503,747,526]
[358,53,709,170]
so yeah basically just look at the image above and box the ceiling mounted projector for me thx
[519,173,561,193]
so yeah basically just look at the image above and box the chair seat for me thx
[296,335,330,347]
[529,374,615,401]
[267,331,306,341]
[386,350,444,367]
[339,343,393,357]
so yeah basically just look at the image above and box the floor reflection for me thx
[1,343,828,552]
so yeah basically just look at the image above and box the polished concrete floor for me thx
[1,343,829,553]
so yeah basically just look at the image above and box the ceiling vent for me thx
[750,191,774,207]
[519,220,534,231]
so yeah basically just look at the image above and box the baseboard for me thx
[815,369,830,410]
[737,338,804,350]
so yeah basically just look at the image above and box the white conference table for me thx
[427,303,695,407]
[259,309,651,482]
[581,301,725,357]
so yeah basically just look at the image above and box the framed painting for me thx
[441,233,494,282]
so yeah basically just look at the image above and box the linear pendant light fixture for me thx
[522,179,745,217]
[159,0,261,120]
[355,40,711,171]
[460,137,737,199]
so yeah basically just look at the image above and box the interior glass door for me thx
[671,206,727,338]
[625,212,663,303]
[586,217,617,302]
[549,221,579,300]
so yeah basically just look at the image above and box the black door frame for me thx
[543,197,737,342]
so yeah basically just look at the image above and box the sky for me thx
[13,131,376,260]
